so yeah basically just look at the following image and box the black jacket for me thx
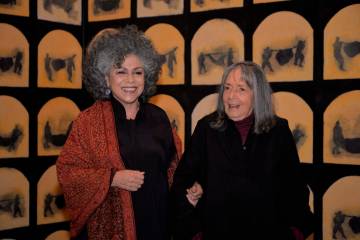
[171,112,314,240]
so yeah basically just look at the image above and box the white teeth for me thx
[122,87,136,92]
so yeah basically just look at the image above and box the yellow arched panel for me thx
[137,0,183,17]
[324,4,360,80]
[0,0,29,16]
[323,176,360,240]
[192,19,244,85]
[38,30,82,89]
[253,11,313,82]
[37,0,81,25]
[37,165,69,225]
[323,90,360,164]
[46,230,71,240]
[0,23,29,87]
[0,95,28,158]
[0,167,29,230]
[190,0,243,13]
[88,0,130,22]
[145,23,184,85]
[37,97,80,156]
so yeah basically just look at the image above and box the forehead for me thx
[225,67,246,84]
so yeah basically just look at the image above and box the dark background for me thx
[0,0,360,239]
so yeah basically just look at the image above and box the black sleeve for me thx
[171,118,207,240]
[276,119,315,238]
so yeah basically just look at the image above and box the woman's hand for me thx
[186,181,203,207]
[111,170,144,191]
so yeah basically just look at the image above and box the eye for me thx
[115,69,127,75]
[224,85,230,90]
[134,70,144,75]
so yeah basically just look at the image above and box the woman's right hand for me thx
[111,170,144,191]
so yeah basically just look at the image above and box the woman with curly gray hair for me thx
[57,25,201,240]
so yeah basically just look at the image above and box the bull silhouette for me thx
[0,125,23,152]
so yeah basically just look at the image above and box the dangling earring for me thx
[105,88,111,96]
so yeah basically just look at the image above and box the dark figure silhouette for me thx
[332,211,349,239]
[94,0,120,14]
[198,52,207,74]
[294,40,305,67]
[343,41,360,58]
[0,125,23,152]
[0,0,16,5]
[292,124,305,147]
[332,120,345,155]
[332,120,360,154]
[333,37,345,71]
[165,47,177,78]
[13,51,23,75]
[143,0,151,8]
[43,0,75,14]
[44,193,55,217]
[195,0,204,6]
[261,47,274,72]
[66,54,76,82]
[45,53,52,81]
[227,48,234,66]
[13,194,23,218]
[43,121,72,149]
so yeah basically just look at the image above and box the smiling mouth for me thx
[228,104,240,109]
[122,87,137,93]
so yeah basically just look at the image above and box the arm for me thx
[171,119,207,239]
[276,120,314,239]
[56,115,113,237]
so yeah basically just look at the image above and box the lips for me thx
[121,87,137,93]
[228,104,240,109]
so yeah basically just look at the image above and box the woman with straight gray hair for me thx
[57,25,201,240]
[172,61,314,240]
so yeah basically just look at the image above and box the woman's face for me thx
[106,54,145,108]
[223,67,254,121]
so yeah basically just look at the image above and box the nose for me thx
[228,88,236,99]
[126,73,135,83]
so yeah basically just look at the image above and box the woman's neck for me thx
[123,102,140,120]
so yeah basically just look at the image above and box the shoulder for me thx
[195,111,218,130]
[274,116,289,128]
[74,100,108,124]
[269,116,291,135]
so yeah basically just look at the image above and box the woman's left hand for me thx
[186,181,203,207]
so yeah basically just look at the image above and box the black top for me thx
[172,112,314,240]
[111,96,175,240]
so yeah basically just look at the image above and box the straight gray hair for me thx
[210,61,275,134]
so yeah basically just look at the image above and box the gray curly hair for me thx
[84,25,164,101]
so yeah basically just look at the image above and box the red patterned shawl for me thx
[56,101,182,240]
